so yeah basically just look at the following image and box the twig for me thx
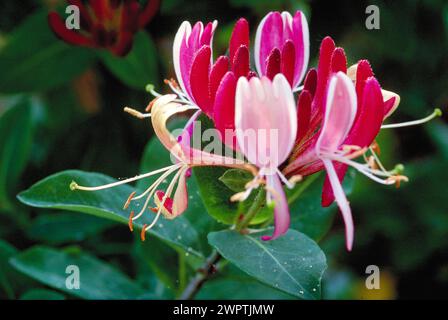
[178,250,221,300]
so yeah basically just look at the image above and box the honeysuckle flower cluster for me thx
[71,10,441,250]
[48,0,160,56]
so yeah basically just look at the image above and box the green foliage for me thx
[27,213,116,245]
[17,170,203,257]
[0,0,446,301]
[0,10,94,93]
[0,99,34,210]
[208,229,326,299]
[100,32,159,90]
[10,246,144,299]
[20,289,65,300]
[219,168,253,193]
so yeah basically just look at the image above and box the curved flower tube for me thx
[48,0,160,56]
[315,72,358,251]
[233,74,298,241]
[71,94,256,240]
[254,11,309,90]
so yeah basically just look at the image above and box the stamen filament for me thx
[132,165,182,220]
[381,108,442,129]
[276,168,295,189]
[70,164,179,192]
[142,167,185,234]
[322,152,397,185]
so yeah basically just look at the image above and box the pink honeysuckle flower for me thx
[160,18,253,149]
[232,74,299,241]
[169,19,252,116]
[71,94,256,241]
[282,37,404,181]
[254,11,309,91]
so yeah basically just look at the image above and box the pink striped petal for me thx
[316,72,357,152]
[322,159,354,251]
[235,74,297,170]
[255,12,283,77]
[291,11,309,88]
[173,20,217,100]
[255,11,309,90]
[321,162,348,207]
[261,174,290,241]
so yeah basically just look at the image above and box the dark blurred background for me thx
[0,0,447,299]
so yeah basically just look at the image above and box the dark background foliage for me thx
[0,0,447,299]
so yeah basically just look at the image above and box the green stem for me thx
[236,188,266,231]
[178,252,187,294]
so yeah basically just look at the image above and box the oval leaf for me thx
[10,246,143,299]
[17,170,202,257]
[208,229,327,299]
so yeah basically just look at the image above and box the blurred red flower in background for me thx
[48,0,159,56]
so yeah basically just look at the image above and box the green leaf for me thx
[100,31,159,90]
[208,229,327,299]
[288,170,356,242]
[0,10,94,93]
[194,167,271,225]
[28,212,116,245]
[134,238,179,290]
[10,246,143,299]
[196,265,296,300]
[20,288,66,300]
[0,99,34,210]
[219,169,253,192]
[17,170,203,257]
[0,240,18,299]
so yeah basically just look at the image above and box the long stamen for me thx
[70,165,179,192]
[133,164,182,201]
[146,84,162,98]
[231,169,265,202]
[381,108,442,129]
[323,152,397,185]
[132,165,181,220]
[142,167,185,236]
[276,169,295,189]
